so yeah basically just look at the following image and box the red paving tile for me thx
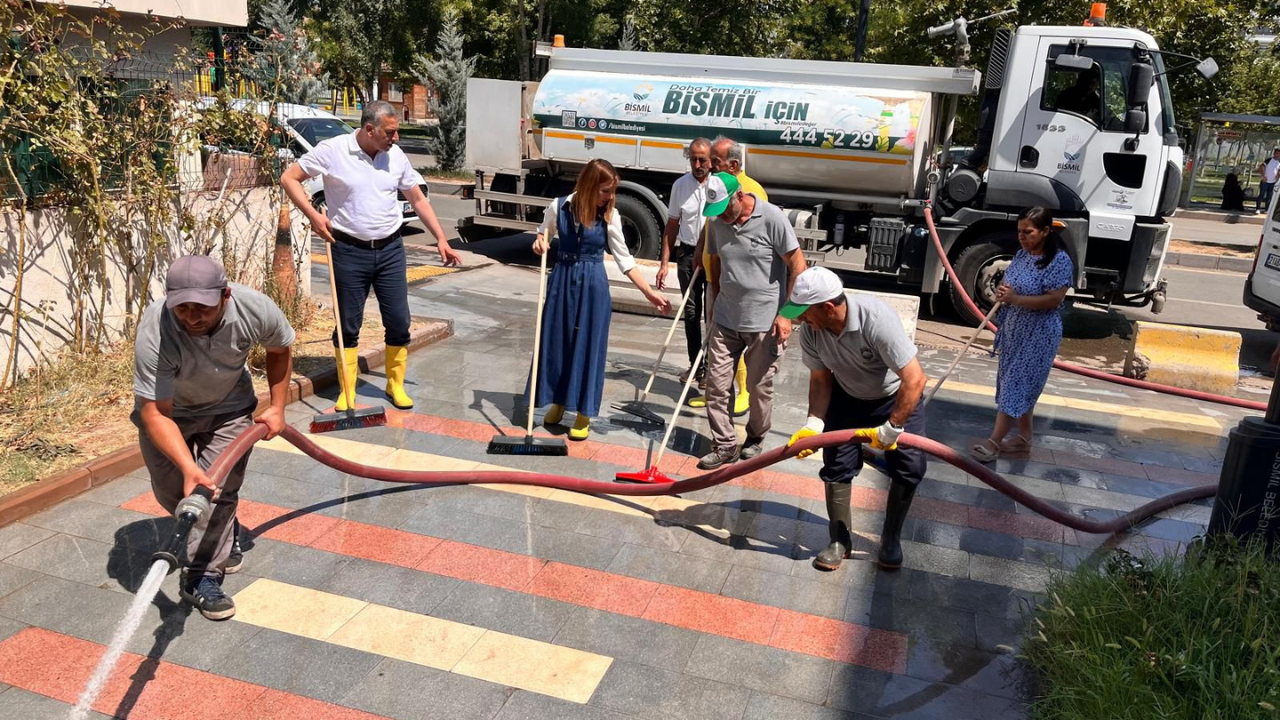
[309,520,442,568]
[526,562,661,618]
[417,539,546,591]
[967,506,1067,544]
[434,418,505,444]
[97,652,262,720]
[731,471,774,490]
[389,410,444,434]
[848,486,887,512]
[0,628,393,719]
[643,585,779,645]
[767,473,824,500]
[235,500,343,546]
[769,609,908,674]
[912,497,969,526]
[121,493,167,516]
[564,438,602,460]
[1143,465,1217,487]
[1050,450,1146,479]
[248,688,391,720]
[0,626,108,702]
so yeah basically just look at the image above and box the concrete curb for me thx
[1124,320,1241,396]
[1173,209,1265,226]
[1164,252,1254,273]
[0,318,454,529]
[426,180,468,198]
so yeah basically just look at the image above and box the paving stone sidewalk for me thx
[0,259,1250,720]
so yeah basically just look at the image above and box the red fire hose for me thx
[922,206,1267,413]
[206,424,1214,536]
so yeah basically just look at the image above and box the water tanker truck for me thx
[458,8,1216,323]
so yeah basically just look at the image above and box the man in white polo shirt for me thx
[656,137,712,384]
[783,267,928,572]
[281,100,461,412]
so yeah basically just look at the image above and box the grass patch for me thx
[0,346,135,496]
[1022,541,1280,719]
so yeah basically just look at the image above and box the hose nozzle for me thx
[150,486,214,574]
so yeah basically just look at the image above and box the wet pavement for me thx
[0,253,1253,719]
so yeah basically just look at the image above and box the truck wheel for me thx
[948,234,1017,326]
[614,193,662,260]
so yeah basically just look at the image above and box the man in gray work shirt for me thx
[697,172,807,470]
[782,267,928,572]
[133,255,295,620]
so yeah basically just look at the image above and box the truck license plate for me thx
[1267,253,1280,271]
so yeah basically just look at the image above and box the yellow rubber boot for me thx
[568,413,591,441]
[543,403,564,426]
[733,356,750,417]
[384,345,414,409]
[334,347,361,412]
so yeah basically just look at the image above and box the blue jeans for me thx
[330,233,411,347]
[1259,182,1276,212]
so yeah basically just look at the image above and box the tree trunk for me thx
[2,157,27,388]
[272,190,297,309]
[515,0,530,81]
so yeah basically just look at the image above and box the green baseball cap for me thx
[702,172,741,217]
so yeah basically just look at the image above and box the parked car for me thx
[194,99,425,224]
[1245,188,1280,330]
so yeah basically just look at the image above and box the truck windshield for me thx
[1043,45,1145,133]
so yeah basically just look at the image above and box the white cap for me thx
[779,266,844,319]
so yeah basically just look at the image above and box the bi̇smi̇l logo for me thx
[626,83,654,114]
[1058,134,1085,173]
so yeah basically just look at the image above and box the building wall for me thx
[0,179,311,380]
[55,0,247,27]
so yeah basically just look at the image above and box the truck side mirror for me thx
[1196,57,1219,79]
[1127,62,1154,106]
[1125,108,1147,135]
[1054,54,1094,71]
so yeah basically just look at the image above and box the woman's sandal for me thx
[999,435,1033,455]
[970,439,1000,463]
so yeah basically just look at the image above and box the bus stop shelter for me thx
[1184,112,1280,208]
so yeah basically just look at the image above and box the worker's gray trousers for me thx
[138,410,253,581]
[704,323,787,453]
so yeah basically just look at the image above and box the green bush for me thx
[1022,540,1280,719]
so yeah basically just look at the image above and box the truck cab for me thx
[936,23,1188,318]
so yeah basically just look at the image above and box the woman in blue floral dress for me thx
[971,207,1074,462]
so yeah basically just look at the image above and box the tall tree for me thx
[309,0,439,100]
[415,9,476,171]
[244,0,329,105]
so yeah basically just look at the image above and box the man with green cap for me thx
[782,266,929,571]
[696,172,807,470]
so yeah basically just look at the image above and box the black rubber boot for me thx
[813,483,854,571]
[877,481,918,570]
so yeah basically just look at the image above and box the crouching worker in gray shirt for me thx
[782,267,928,573]
[132,255,295,620]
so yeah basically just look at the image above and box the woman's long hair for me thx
[1018,206,1063,269]
[571,159,619,226]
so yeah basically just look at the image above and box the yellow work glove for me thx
[853,421,904,451]
[787,417,824,459]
